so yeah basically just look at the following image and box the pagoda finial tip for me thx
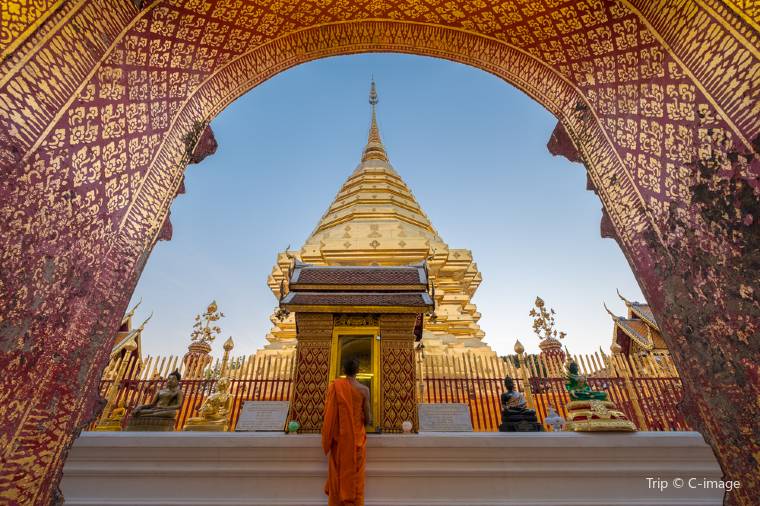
[369,78,378,106]
[361,78,388,162]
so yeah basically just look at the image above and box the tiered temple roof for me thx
[260,82,493,357]
[605,291,667,356]
[103,301,149,378]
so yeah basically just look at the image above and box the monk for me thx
[321,358,371,506]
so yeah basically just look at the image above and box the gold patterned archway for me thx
[0,1,757,504]
[115,19,653,272]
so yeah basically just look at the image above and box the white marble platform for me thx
[61,431,724,505]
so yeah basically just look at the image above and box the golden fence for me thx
[94,353,295,431]
[93,349,689,432]
[415,351,689,432]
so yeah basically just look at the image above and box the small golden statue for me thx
[126,370,184,431]
[93,400,128,431]
[563,358,636,432]
[183,377,232,432]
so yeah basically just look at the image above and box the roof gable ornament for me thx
[137,312,153,332]
[603,302,619,320]
[110,312,151,358]
[605,302,654,350]
[616,289,659,329]
[122,298,142,326]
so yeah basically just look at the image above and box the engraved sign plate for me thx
[235,401,290,432]
[418,403,473,432]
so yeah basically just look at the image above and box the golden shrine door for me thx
[330,327,381,432]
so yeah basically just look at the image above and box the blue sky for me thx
[129,53,645,359]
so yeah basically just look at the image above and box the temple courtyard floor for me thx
[61,431,723,505]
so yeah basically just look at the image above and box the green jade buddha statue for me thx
[562,358,636,432]
[565,360,607,401]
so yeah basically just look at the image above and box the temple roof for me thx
[290,262,427,290]
[281,292,433,311]
[605,296,659,351]
[281,263,433,314]
[111,313,151,358]
[121,299,141,327]
[615,318,654,349]
[617,290,659,329]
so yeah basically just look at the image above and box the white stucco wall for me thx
[61,431,724,505]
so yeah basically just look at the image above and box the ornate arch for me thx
[112,20,653,275]
[0,1,757,504]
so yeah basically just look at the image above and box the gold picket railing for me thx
[93,348,689,432]
[415,350,689,432]
[93,353,295,431]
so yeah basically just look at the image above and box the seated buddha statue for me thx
[126,370,184,431]
[565,360,608,401]
[94,400,128,431]
[183,377,232,432]
[563,359,636,432]
[498,376,542,432]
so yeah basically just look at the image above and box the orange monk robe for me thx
[321,378,367,506]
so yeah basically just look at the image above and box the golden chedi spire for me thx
[259,80,495,360]
[361,80,389,163]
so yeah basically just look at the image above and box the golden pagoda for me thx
[259,82,495,359]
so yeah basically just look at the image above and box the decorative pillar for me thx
[220,337,234,377]
[289,313,333,433]
[378,314,418,433]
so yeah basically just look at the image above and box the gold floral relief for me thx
[0,0,758,504]
[1,0,65,58]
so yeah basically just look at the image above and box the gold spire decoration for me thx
[361,79,389,162]
[529,296,566,342]
[190,300,225,345]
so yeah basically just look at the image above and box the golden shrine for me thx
[260,82,496,360]
[281,261,433,433]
